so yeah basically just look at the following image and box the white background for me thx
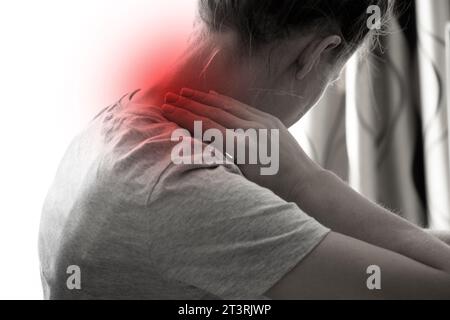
[0,0,197,300]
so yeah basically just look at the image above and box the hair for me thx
[199,0,397,57]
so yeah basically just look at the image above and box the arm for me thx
[150,155,450,299]
[161,89,450,275]
[290,169,450,273]
[266,232,450,299]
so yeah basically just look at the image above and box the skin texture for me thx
[136,22,450,298]
[428,230,450,246]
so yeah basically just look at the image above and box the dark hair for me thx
[199,0,396,56]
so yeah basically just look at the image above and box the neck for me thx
[134,31,248,106]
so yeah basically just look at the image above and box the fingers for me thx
[179,88,267,120]
[164,93,248,129]
[162,103,236,160]
[161,103,226,135]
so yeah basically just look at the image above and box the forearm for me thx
[290,169,450,273]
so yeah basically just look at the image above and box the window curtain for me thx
[291,0,450,229]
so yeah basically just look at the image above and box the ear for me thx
[296,35,342,80]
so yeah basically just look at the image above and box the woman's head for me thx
[196,0,395,125]
[200,0,393,56]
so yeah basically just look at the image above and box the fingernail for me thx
[161,104,176,114]
[180,88,194,98]
[165,92,179,104]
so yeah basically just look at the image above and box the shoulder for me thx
[146,160,330,300]
[147,160,299,231]
[149,160,251,205]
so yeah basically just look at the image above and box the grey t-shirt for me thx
[38,92,330,300]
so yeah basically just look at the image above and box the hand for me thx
[161,88,323,201]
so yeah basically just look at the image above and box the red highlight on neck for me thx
[118,31,189,94]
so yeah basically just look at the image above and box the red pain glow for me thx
[89,3,196,106]
[115,30,189,95]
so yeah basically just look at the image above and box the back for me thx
[39,92,329,299]
[39,93,188,299]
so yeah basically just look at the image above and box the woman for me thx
[39,0,450,299]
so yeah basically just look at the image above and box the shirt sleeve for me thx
[148,162,330,300]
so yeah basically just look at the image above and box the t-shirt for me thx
[38,91,330,300]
